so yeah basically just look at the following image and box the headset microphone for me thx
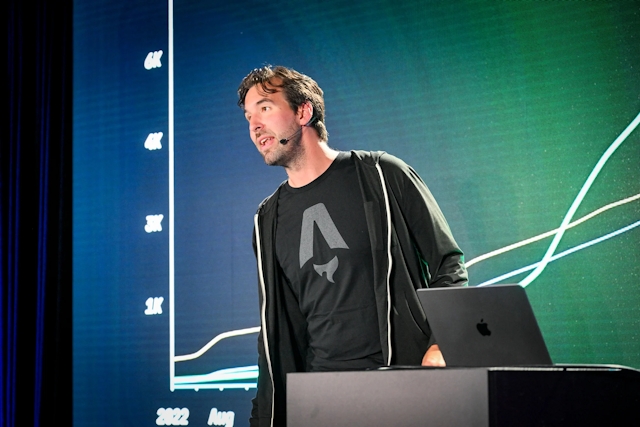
[279,126,303,145]
[279,116,317,145]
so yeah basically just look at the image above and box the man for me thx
[238,65,467,427]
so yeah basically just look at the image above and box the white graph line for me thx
[174,326,261,362]
[466,193,640,268]
[477,219,640,287]
[519,111,640,287]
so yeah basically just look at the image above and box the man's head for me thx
[238,65,328,142]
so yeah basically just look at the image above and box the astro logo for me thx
[299,203,349,283]
[207,408,235,427]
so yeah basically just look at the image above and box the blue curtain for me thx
[3,0,71,425]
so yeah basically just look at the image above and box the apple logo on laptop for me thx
[476,319,491,336]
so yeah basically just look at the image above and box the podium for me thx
[287,365,640,426]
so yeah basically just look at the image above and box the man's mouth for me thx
[257,135,275,149]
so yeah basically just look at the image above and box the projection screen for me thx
[73,1,640,425]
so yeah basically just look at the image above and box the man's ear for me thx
[298,101,314,125]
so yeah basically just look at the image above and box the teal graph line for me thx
[519,111,640,287]
[172,327,260,391]
[173,365,258,390]
[478,219,640,287]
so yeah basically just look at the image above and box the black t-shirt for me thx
[275,152,383,371]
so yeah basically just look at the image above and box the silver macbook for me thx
[416,284,552,367]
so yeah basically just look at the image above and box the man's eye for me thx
[262,106,270,112]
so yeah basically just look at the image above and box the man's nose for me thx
[250,117,262,132]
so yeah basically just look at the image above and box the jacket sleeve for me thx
[249,347,261,426]
[380,153,468,287]
[250,324,268,426]
[250,225,269,427]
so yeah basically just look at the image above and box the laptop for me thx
[416,284,552,367]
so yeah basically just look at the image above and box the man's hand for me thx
[421,344,446,367]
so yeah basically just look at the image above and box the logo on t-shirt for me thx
[299,203,349,283]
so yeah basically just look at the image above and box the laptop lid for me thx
[416,284,552,367]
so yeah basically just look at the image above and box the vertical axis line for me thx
[168,0,175,391]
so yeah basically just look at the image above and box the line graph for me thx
[172,327,260,391]
[174,327,260,362]
[168,110,639,391]
[173,365,259,391]
[165,0,639,384]
[475,219,640,287]
[467,112,640,288]
[519,112,640,287]
[467,192,640,271]
[167,0,263,393]
[466,193,640,269]
[168,192,640,389]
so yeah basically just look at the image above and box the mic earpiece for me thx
[305,115,316,127]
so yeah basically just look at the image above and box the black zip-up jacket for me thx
[250,150,468,427]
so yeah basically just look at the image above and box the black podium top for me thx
[287,365,640,427]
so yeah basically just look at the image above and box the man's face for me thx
[243,82,303,167]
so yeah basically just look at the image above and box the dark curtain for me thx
[3,0,72,425]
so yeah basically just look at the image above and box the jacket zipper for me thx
[374,160,394,365]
